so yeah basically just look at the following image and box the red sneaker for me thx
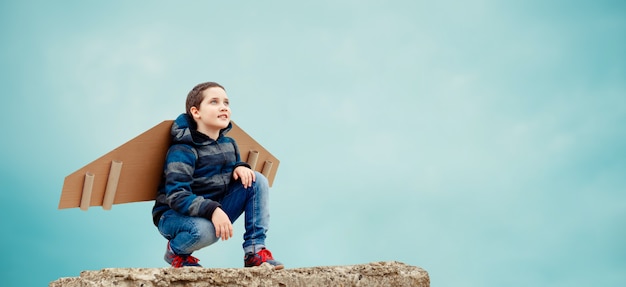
[244,248,284,269]
[164,241,202,268]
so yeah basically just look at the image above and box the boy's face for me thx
[190,87,231,134]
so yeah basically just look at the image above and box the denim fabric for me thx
[158,171,270,255]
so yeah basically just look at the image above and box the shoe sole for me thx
[274,264,285,270]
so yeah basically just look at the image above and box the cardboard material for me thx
[59,120,280,210]
[102,160,123,210]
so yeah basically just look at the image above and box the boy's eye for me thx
[209,99,218,104]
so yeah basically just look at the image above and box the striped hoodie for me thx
[151,113,250,226]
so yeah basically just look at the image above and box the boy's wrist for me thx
[202,201,222,219]
[234,162,251,170]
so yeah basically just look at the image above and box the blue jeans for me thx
[157,171,270,255]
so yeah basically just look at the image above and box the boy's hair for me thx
[186,82,226,117]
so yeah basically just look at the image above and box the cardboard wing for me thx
[58,120,279,210]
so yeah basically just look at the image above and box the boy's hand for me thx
[233,166,256,189]
[211,208,233,241]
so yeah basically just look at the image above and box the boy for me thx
[151,82,283,269]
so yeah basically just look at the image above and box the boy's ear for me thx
[190,106,200,119]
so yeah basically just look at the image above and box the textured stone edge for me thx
[49,260,429,287]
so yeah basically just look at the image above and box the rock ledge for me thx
[49,261,429,287]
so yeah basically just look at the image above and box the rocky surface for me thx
[49,261,429,287]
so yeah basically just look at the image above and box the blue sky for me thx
[1,1,625,286]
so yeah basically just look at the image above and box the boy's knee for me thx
[254,171,268,186]
[192,219,219,246]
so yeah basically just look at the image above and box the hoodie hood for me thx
[171,113,233,146]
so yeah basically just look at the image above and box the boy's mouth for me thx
[218,114,229,119]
